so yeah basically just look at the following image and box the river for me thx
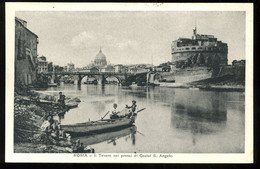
[42,83,245,153]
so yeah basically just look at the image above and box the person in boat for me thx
[110,103,120,119]
[58,92,65,107]
[126,100,138,118]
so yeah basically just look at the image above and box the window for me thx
[192,47,196,50]
[185,48,189,50]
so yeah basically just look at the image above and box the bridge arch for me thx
[104,75,123,85]
[80,75,99,84]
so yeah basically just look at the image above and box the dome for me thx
[94,49,107,67]
[95,49,106,60]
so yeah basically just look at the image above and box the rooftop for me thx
[15,17,38,38]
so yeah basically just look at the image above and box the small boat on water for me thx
[48,83,58,87]
[130,83,138,87]
[61,108,145,135]
[147,83,160,87]
[189,87,200,90]
[61,117,135,135]
[38,99,79,109]
[158,82,184,88]
[72,126,137,145]
[66,102,79,109]
[38,99,55,105]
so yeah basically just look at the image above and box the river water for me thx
[43,83,245,153]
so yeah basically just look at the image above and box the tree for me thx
[48,62,53,72]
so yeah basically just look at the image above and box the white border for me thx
[5,3,253,163]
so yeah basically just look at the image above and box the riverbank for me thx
[188,75,245,92]
[155,75,245,92]
[14,86,92,153]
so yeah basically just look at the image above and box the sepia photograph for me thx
[5,3,253,163]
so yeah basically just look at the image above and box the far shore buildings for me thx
[67,62,75,71]
[15,17,39,86]
[37,56,48,73]
[63,62,76,72]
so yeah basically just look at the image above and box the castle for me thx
[171,27,228,69]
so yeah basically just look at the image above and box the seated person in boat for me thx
[110,103,120,119]
[126,100,138,118]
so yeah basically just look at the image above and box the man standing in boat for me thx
[126,100,138,118]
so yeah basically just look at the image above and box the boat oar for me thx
[136,108,146,113]
[101,111,110,120]
[136,130,145,136]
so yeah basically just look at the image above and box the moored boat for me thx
[38,99,79,109]
[65,102,79,108]
[48,83,58,87]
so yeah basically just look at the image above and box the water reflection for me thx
[73,126,137,146]
[77,84,81,91]
[171,89,227,146]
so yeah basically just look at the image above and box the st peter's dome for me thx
[94,49,107,67]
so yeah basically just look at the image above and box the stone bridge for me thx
[42,71,141,85]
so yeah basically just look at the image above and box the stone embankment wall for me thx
[150,64,245,85]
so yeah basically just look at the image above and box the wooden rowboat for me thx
[61,116,136,135]
[72,126,137,145]
[38,99,78,109]
[61,108,145,135]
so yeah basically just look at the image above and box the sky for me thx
[16,11,245,67]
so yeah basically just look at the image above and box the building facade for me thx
[37,56,48,73]
[89,67,99,73]
[114,64,122,73]
[100,65,115,73]
[15,17,39,85]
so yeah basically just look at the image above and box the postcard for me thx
[5,2,253,163]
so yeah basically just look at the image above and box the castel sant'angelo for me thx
[171,27,228,68]
[170,27,229,83]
